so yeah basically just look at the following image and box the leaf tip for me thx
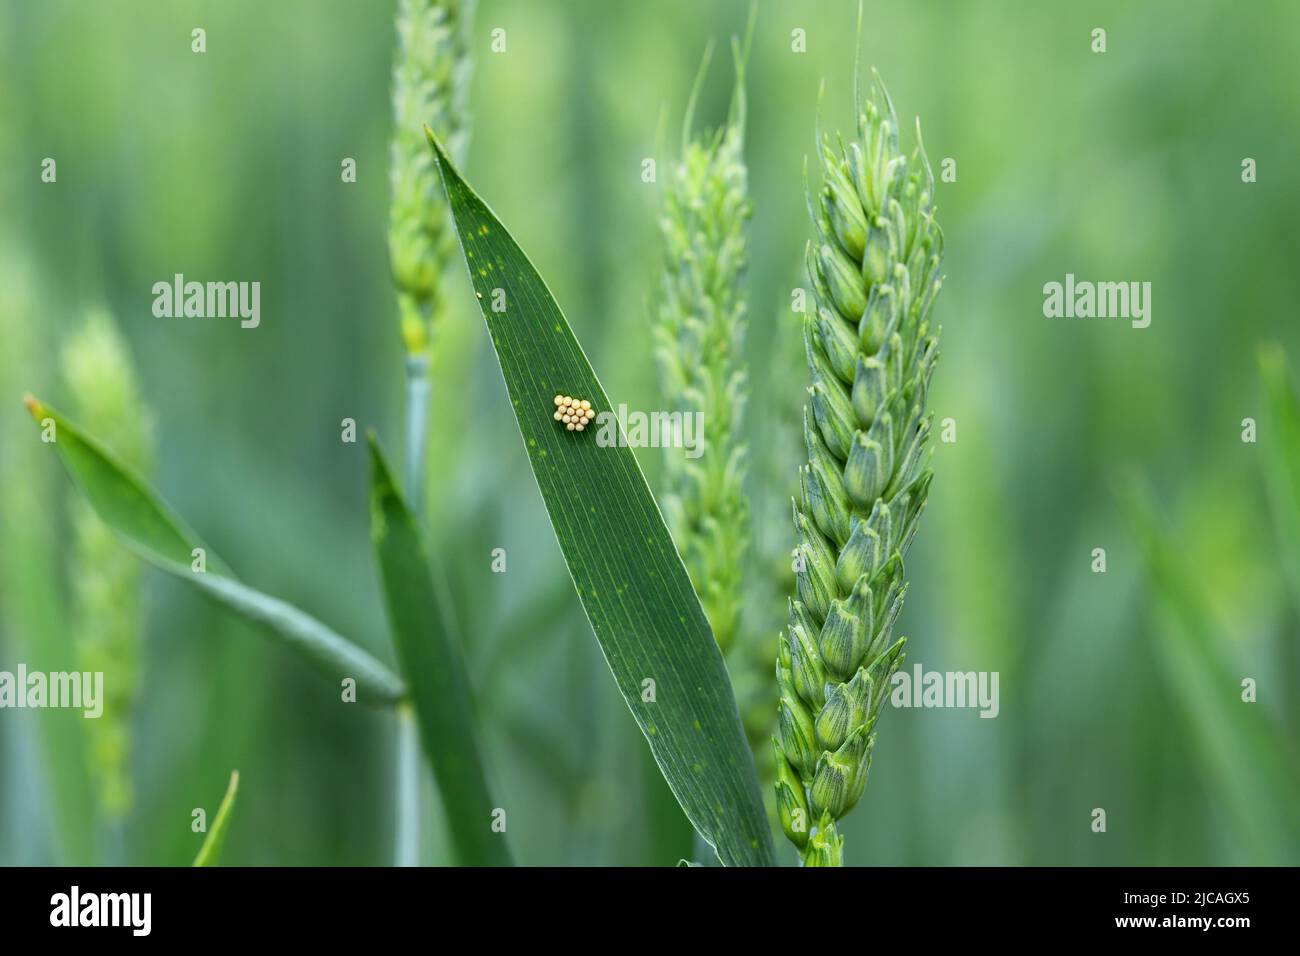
[365,431,399,508]
[423,125,459,192]
[423,124,447,163]
[22,393,43,420]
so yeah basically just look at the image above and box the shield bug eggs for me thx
[553,394,596,431]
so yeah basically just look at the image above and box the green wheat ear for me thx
[388,0,475,355]
[774,70,944,866]
[62,310,154,827]
[654,41,751,661]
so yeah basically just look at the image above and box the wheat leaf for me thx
[23,397,405,704]
[193,770,240,866]
[368,433,513,866]
[424,128,774,866]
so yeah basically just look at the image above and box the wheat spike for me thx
[774,71,944,866]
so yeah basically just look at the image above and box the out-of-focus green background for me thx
[2,0,1298,865]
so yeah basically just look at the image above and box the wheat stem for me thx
[394,356,430,866]
[388,0,475,867]
[394,703,422,867]
[404,354,432,515]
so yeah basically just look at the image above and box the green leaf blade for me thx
[26,395,225,574]
[425,130,775,866]
[183,571,406,704]
[26,398,405,705]
[193,770,239,867]
[368,435,513,867]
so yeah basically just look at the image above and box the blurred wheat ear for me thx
[656,43,750,656]
[655,35,769,745]
[61,311,152,857]
[389,0,475,357]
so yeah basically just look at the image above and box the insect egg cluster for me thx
[553,394,595,431]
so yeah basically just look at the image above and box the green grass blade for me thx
[24,396,405,705]
[368,434,513,867]
[1258,344,1300,608]
[192,770,239,866]
[1117,475,1300,861]
[424,127,775,866]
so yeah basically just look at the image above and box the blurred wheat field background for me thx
[2,0,1298,865]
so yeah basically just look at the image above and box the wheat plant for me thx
[773,72,944,866]
[655,45,751,665]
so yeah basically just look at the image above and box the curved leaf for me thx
[24,397,405,704]
[368,434,513,866]
[193,770,240,867]
[424,128,775,866]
